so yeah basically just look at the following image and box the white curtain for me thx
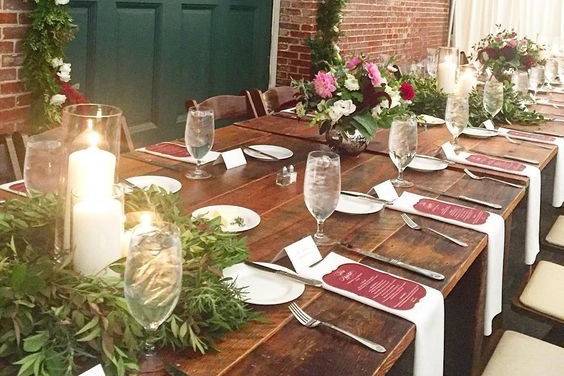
[453,0,564,55]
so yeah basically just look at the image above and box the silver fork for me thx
[463,168,525,189]
[401,213,468,247]
[288,303,386,353]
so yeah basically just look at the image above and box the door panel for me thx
[67,0,272,144]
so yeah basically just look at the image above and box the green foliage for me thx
[307,0,349,73]
[0,188,254,375]
[22,0,75,133]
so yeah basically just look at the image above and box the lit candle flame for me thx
[140,212,153,228]
[87,131,100,148]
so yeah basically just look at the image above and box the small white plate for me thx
[124,176,182,193]
[192,205,261,233]
[223,262,305,305]
[336,191,384,215]
[408,156,449,172]
[417,114,445,126]
[243,145,293,161]
[462,127,497,139]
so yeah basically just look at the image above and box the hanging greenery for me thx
[22,0,87,134]
[0,188,254,375]
[307,0,349,73]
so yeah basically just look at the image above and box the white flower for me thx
[59,63,71,74]
[344,74,359,91]
[328,99,356,125]
[371,104,383,117]
[50,94,67,106]
[50,57,63,68]
[384,85,401,108]
[55,0,70,4]
[57,63,72,82]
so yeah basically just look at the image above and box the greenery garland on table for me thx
[0,188,253,376]
[307,0,349,73]
[22,0,86,134]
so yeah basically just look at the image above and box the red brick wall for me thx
[276,0,450,84]
[0,0,30,131]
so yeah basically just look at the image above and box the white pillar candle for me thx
[73,197,124,275]
[457,71,476,95]
[438,60,457,94]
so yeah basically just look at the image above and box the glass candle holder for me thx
[457,64,478,95]
[511,70,529,95]
[71,184,125,276]
[437,47,459,94]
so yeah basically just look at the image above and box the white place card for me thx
[372,180,399,202]
[285,236,322,274]
[482,119,496,130]
[79,365,105,376]
[216,148,247,170]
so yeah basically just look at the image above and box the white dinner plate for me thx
[222,262,305,305]
[125,176,182,193]
[243,145,294,161]
[336,191,384,215]
[417,114,445,126]
[462,127,497,139]
[407,156,449,172]
[192,205,261,233]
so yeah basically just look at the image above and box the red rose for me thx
[60,81,88,104]
[520,55,536,70]
[500,45,516,60]
[399,82,415,101]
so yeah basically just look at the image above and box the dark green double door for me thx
[67,0,272,143]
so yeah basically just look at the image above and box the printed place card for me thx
[79,364,105,376]
[414,198,490,225]
[285,236,322,275]
[217,148,247,170]
[482,119,496,130]
[466,154,526,172]
[372,180,399,202]
[507,130,556,142]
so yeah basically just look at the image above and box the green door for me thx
[67,0,272,144]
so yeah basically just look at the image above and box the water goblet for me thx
[185,108,214,180]
[445,94,469,151]
[529,66,545,100]
[24,130,65,195]
[303,151,341,246]
[426,48,438,77]
[388,116,418,188]
[483,77,504,121]
[544,59,558,90]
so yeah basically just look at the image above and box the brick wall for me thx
[0,0,30,131]
[276,0,451,84]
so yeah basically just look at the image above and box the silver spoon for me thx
[463,168,525,189]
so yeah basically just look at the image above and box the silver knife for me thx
[533,130,562,137]
[340,191,393,205]
[243,146,281,161]
[416,185,503,210]
[244,261,322,287]
[415,154,455,165]
[340,243,445,281]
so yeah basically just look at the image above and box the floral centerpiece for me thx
[473,28,546,82]
[293,56,415,155]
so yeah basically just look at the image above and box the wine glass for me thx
[445,94,469,151]
[303,151,341,246]
[483,77,504,122]
[124,221,183,372]
[24,130,65,195]
[185,108,214,180]
[388,117,418,188]
[529,66,544,100]
[544,59,557,90]
[426,48,438,77]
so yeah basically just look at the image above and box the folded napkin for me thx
[302,252,444,376]
[386,191,504,336]
[138,142,220,164]
[442,142,540,265]
[498,128,564,208]
[0,180,27,196]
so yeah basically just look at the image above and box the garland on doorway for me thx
[307,0,349,73]
[22,0,87,134]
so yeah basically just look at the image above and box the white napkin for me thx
[442,142,541,265]
[498,127,564,207]
[137,144,220,165]
[302,252,444,376]
[0,179,27,197]
[387,191,504,336]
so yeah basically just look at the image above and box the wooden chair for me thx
[184,94,254,122]
[0,123,28,181]
[245,86,299,118]
[120,116,135,153]
[460,51,470,65]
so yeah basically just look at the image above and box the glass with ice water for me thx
[445,94,469,151]
[388,116,418,188]
[185,108,214,180]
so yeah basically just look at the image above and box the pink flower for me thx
[508,39,517,48]
[364,63,383,87]
[346,56,362,70]
[313,71,337,99]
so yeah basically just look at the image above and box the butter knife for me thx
[415,154,455,165]
[244,261,322,287]
[533,130,562,137]
[340,191,393,205]
[415,185,502,210]
[243,146,281,161]
[340,243,445,281]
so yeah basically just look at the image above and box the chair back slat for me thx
[185,95,252,122]
[248,86,298,116]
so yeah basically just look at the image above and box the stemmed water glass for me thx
[483,77,504,122]
[388,117,418,188]
[124,221,183,372]
[445,94,470,151]
[303,151,341,246]
[24,130,65,195]
[529,66,545,101]
[544,59,558,90]
[185,108,215,180]
[426,48,438,77]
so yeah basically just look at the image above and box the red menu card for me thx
[322,263,426,310]
[8,182,26,193]
[414,198,490,225]
[145,142,188,158]
[466,154,526,172]
[507,130,556,142]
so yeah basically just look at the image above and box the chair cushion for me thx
[482,331,564,376]
[546,215,564,247]
[519,261,564,321]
